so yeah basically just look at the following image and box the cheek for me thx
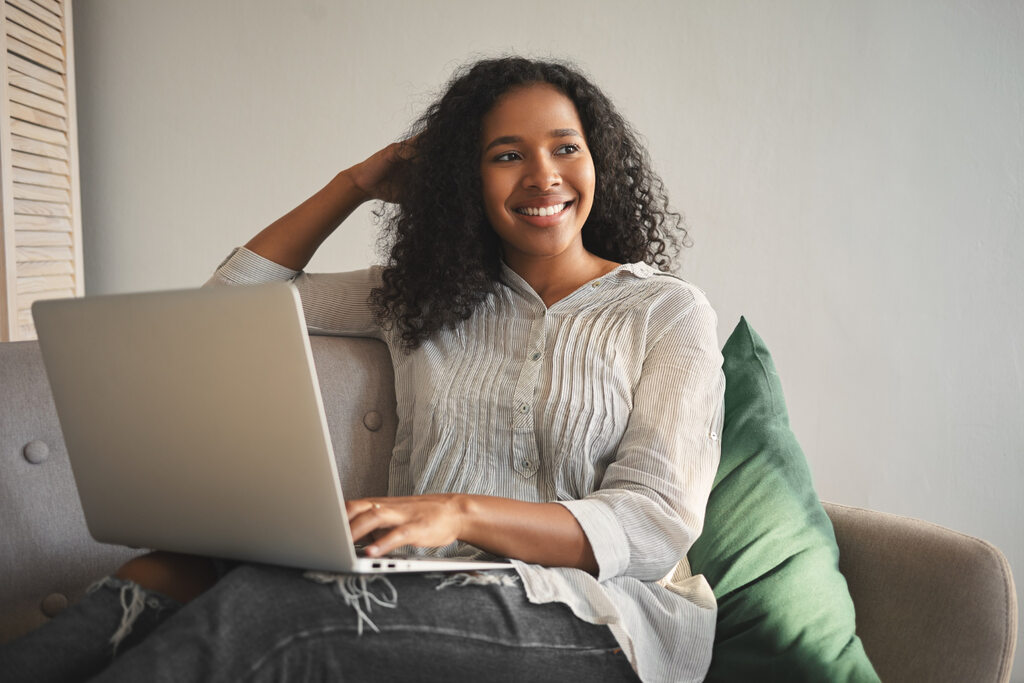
[582,161,597,194]
[577,165,597,213]
[571,157,596,199]
[479,171,505,214]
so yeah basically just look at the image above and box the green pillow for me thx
[688,317,879,682]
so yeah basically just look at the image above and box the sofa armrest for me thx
[824,501,1017,683]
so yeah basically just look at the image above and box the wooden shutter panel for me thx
[0,0,81,341]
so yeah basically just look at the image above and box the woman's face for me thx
[479,83,596,266]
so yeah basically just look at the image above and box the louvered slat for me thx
[8,0,62,30]
[16,273,73,292]
[15,229,71,246]
[10,118,65,145]
[8,71,63,102]
[9,101,66,131]
[13,198,70,217]
[6,18,62,61]
[17,287,73,309]
[7,0,62,35]
[14,213,70,230]
[6,3,62,44]
[10,133,67,160]
[15,245,74,262]
[8,83,65,117]
[7,36,62,75]
[13,181,68,203]
[17,259,72,276]
[12,165,70,189]
[27,0,61,18]
[12,149,68,174]
[8,52,63,88]
[18,303,37,338]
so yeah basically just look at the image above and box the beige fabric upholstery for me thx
[825,502,1017,683]
[305,336,394,500]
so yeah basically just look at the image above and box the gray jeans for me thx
[1,564,639,682]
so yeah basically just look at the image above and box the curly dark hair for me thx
[371,56,688,351]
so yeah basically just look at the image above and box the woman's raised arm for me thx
[243,141,410,270]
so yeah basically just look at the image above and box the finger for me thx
[348,510,382,540]
[348,504,400,543]
[365,525,415,557]
[395,136,418,159]
[346,499,383,521]
[350,518,392,546]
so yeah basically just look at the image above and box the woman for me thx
[3,56,724,682]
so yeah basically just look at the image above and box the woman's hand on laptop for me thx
[347,494,598,574]
[347,495,464,557]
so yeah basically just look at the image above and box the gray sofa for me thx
[1,336,1017,682]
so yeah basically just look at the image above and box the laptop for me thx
[32,282,510,574]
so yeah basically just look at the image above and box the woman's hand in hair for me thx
[346,137,416,204]
[242,136,416,270]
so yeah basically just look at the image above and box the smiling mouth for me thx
[514,200,573,217]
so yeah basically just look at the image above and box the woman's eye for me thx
[555,144,580,155]
[494,151,521,162]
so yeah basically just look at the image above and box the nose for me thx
[521,154,561,191]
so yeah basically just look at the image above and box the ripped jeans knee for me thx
[302,573,398,635]
[433,570,521,590]
[302,569,520,636]
[87,577,181,655]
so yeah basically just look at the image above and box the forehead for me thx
[481,83,584,139]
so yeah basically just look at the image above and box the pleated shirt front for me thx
[211,247,725,683]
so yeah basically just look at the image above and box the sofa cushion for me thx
[688,318,879,682]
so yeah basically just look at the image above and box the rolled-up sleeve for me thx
[206,246,384,340]
[559,299,724,582]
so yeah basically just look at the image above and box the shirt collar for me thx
[498,260,658,306]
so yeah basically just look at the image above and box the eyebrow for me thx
[483,128,583,152]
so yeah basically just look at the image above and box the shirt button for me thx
[530,351,541,361]
[591,280,602,288]
[518,404,529,414]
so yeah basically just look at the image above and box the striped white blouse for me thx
[211,247,725,683]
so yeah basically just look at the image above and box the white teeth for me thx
[516,202,566,217]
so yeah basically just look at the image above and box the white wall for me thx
[73,1,1023,677]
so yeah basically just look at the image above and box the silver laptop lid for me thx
[32,283,358,571]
